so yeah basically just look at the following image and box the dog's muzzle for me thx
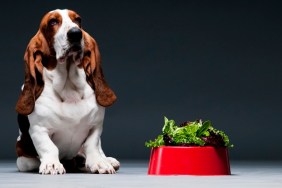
[67,27,82,43]
[66,27,83,54]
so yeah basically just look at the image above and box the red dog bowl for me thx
[148,146,231,175]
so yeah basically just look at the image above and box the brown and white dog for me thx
[15,9,120,175]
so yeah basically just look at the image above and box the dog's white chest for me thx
[28,63,105,159]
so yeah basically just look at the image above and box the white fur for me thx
[17,9,119,175]
[17,157,40,172]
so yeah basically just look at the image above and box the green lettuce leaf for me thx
[145,117,233,148]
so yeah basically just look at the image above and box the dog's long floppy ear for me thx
[16,32,48,115]
[82,31,117,107]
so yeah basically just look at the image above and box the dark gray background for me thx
[0,0,281,161]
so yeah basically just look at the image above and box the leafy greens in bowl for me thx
[145,117,233,148]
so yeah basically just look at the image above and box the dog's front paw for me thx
[106,157,120,171]
[39,160,66,175]
[86,157,116,174]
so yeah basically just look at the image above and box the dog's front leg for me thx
[29,125,65,175]
[98,138,120,171]
[83,125,116,174]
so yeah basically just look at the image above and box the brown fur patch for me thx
[16,114,38,157]
[82,31,117,107]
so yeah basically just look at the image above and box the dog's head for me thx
[16,9,116,115]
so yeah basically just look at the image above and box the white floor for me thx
[0,160,281,188]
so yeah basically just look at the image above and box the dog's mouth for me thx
[68,43,82,53]
[58,43,83,63]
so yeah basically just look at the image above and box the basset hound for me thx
[15,9,120,174]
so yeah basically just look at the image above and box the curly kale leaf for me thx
[145,135,165,148]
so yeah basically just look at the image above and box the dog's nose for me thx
[67,27,82,43]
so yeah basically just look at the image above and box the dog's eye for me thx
[48,18,58,26]
[74,17,82,27]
